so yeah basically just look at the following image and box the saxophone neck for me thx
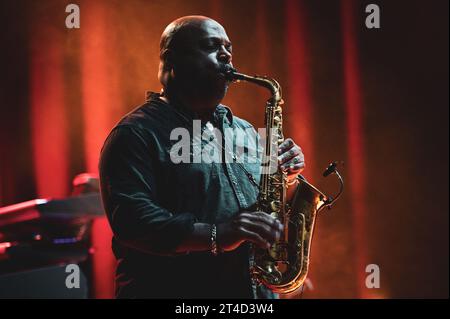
[222,66,282,104]
[238,73,282,104]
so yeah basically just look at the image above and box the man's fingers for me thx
[239,228,270,249]
[278,147,301,164]
[239,218,281,243]
[278,138,294,154]
[237,211,283,244]
[281,160,305,173]
[239,211,283,230]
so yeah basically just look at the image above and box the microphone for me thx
[323,162,338,177]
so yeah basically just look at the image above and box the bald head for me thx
[157,16,233,108]
[159,16,223,59]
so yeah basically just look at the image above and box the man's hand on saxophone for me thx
[217,211,284,252]
[176,139,305,255]
[278,137,305,182]
[215,138,305,253]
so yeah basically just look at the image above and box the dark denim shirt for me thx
[99,92,275,298]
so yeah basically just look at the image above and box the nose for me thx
[218,45,232,64]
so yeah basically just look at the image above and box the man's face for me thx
[172,19,233,100]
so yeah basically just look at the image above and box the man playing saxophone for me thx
[99,16,305,298]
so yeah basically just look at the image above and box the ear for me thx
[161,49,175,71]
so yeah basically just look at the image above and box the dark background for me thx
[0,0,448,298]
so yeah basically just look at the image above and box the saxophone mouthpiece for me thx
[220,64,237,81]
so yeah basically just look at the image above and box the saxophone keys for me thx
[270,200,281,211]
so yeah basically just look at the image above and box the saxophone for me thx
[222,65,344,294]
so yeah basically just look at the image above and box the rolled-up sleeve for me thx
[99,125,197,255]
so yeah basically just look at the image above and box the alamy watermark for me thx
[365,4,380,29]
[169,121,279,174]
[365,263,380,289]
[65,4,80,29]
[65,264,80,289]
[65,3,380,30]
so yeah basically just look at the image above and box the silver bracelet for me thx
[211,224,219,256]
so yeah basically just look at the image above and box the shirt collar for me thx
[214,104,234,126]
[146,91,234,126]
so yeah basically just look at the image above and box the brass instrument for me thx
[222,65,344,294]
